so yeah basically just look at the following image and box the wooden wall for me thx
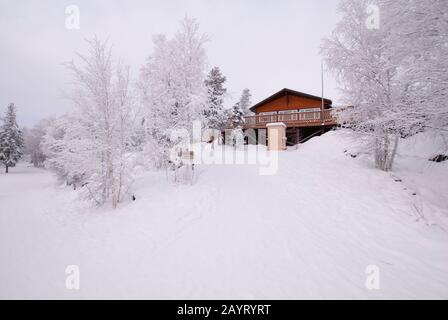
[254,95,329,114]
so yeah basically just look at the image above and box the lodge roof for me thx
[249,88,333,112]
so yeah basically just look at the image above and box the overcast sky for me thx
[0,0,341,127]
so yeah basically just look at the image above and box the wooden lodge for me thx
[237,88,337,146]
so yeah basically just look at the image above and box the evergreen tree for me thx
[230,102,245,128]
[0,103,24,173]
[238,88,252,115]
[228,88,252,128]
[204,67,227,130]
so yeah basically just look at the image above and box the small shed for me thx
[266,122,287,151]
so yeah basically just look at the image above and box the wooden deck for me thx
[240,109,337,129]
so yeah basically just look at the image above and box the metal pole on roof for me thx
[321,61,325,126]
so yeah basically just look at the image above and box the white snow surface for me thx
[1,130,447,299]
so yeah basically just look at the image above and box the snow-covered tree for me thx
[384,0,448,134]
[41,116,71,181]
[0,103,24,173]
[23,117,53,167]
[229,127,244,148]
[44,38,136,208]
[229,102,245,128]
[321,0,448,171]
[238,88,253,116]
[228,89,252,128]
[204,67,227,130]
[139,17,208,165]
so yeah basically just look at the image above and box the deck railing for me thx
[241,109,336,128]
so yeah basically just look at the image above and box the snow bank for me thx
[393,131,448,229]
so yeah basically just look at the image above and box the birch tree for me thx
[321,0,448,171]
[139,17,208,165]
[44,38,136,207]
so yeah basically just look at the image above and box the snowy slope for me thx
[1,130,447,299]
[393,132,448,228]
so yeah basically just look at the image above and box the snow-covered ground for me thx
[1,130,447,299]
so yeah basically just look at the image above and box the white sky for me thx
[0,0,341,127]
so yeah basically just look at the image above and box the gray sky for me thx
[0,0,341,127]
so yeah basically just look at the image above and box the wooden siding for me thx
[254,95,329,114]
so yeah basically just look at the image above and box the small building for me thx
[242,88,337,146]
